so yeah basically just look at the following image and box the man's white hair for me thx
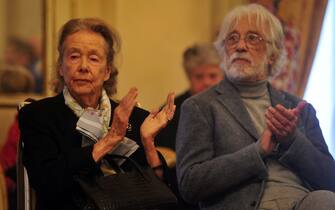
[214,3,285,76]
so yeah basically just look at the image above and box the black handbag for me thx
[74,154,177,210]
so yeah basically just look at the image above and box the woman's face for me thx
[59,30,110,100]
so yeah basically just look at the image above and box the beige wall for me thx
[0,0,246,145]
[113,0,246,109]
[45,0,247,110]
[114,0,212,109]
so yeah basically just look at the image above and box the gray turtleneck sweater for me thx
[234,80,309,210]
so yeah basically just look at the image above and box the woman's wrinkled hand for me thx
[108,87,138,141]
[140,92,176,142]
[93,87,138,162]
[140,92,175,173]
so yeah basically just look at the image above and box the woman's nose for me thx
[79,57,89,72]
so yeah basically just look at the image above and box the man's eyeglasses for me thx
[223,32,271,50]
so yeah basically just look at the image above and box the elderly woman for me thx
[18,18,176,210]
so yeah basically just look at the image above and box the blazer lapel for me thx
[215,79,259,140]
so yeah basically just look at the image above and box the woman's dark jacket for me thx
[18,93,163,210]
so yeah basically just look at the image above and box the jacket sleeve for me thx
[176,98,268,203]
[278,103,335,191]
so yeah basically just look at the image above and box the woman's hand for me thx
[92,88,138,162]
[140,92,175,174]
[109,87,138,140]
[140,92,175,141]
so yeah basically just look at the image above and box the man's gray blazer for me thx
[176,79,335,210]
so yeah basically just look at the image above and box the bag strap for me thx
[106,154,150,180]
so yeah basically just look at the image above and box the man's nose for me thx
[235,38,247,52]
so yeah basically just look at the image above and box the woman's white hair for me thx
[214,3,285,76]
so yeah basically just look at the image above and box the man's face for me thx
[59,30,110,99]
[189,65,223,95]
[222,16,273,83]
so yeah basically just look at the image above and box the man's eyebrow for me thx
[227,30,238,35]
[247,30,261,35]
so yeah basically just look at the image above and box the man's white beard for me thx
[223,52,268,83]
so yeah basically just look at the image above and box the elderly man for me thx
[176,4,335,210]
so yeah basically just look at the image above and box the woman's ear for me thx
[104,67,111,81]
[58,66,64,77]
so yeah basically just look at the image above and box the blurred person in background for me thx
[0,64,35,93]
[4,37,43,93]
[157,43,223,151]
[156,43,223,210]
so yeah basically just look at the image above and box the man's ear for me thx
[268,54,276,65]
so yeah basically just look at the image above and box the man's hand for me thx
[259,128,277,156]
[265,101,306,146]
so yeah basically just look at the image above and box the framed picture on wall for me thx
[0,0,46,107]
